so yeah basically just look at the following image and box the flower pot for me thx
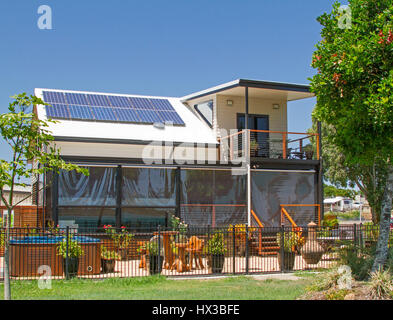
[277,252,296,271]
[300,222,325,265]
[149,255,163,275]
[63,257,79,278]
[118,248,128,260]
[101,259,116,273]
[209,254,225,273]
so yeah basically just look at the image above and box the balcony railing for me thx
[219,129,320,161]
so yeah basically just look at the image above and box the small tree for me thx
[0,93,88,300]
[310,121,388,223]
[310,0,393,272]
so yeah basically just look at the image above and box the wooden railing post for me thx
[282,133,287,159]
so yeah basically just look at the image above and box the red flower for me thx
[121,226,126,229]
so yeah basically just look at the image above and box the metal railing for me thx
[0,223,386,281]
[220,129,320,161]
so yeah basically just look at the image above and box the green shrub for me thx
[368,269,393,300]
[57,236,84,258]
[276,231,303,252]
[101,246,121,260]
[325,288,350,300]
[207,232,227,255]
[306,268,341,292]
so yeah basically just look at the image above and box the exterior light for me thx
[273,104,280,110]
[227,100,233,106]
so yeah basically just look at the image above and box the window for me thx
[194,100,213,127]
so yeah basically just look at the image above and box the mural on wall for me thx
[251,170,316,227]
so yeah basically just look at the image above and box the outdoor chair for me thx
[185,236,205,270]
[138,241,148,270]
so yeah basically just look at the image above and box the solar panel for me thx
[149,98,175,111]
[91,107,118,122]
[43,91,66,104]
[65,93,89,105]
[42,91,185,126]
[87,94,110,107]
[115,108,140,123]
[129,97,155,110]
[68,105,93,120]
[108,95,133,108]
[137,109,163,123]
[45,104,69,119]
[156,111,185,125]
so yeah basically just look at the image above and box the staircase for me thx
[249,232,280,256]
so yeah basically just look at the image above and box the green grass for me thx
[0,275,314,300]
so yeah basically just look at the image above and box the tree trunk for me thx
[3,208,11,300]
[372,165,393,272]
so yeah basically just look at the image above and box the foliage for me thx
[170,215,188,234]
[145,241,163,256]
[103,225,134,249]
[207,232,227,255]
[276,231,304,252]
[57,236,84,258]
[306,268,341,292]
[101,246,121,260]
[368,268,393,299]
[310,0,393,271]
[325,288,351,300]
[227,224,256,239]
[337,210,361,220]
[0,94,88,211]
[324,184,358,199]
[322,213,339,228]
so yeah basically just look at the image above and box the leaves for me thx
[0,93,88,210]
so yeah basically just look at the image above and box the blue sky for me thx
[0,0,344,161]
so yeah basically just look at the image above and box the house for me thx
[323,197,353,212]
[34,79,322,230]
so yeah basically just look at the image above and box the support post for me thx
[280,224,285,273]
[65,226,69,280]
[116,165,122,228]
[158,225,161,274]
[232,227,236,275]
[245,225,249,274]
[317,121,324,220]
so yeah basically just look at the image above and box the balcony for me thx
[219,129,320,162]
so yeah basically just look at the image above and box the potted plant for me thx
[57,235,84,278]
[303,144,314,160]
[104,225,134,260]
[146,241,164,275]
[207,232,227,273]
[250,140,259,157]
[101,246,120,273]
[276,231,302,271]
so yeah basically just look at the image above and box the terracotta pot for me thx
[301,222,325,265]
[101,259,116,273]
[277,252,296,271]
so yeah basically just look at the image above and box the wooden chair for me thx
[138,241,148,270]
[186,236,205,270]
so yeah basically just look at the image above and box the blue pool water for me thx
[10,235,100,244]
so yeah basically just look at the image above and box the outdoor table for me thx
[153,231,179,269]
[172,242,190,273]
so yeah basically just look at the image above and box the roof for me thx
[181,79,314,102]
[2,185,31,193]
[35,88,218,145]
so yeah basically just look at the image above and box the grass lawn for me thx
[0,275,315,300]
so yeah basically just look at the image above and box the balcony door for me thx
[237,114,269,157]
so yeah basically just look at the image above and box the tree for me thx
[310,120,388,223]
[0,93,88,300]
[310,0,393,272]
[323,184,359,200]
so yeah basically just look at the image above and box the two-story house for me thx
[34,79,322,231]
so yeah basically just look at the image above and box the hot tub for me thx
[10,235,102,277]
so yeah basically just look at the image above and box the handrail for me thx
[251,209,264,228]
[281,207,298,229]
[280,204,321,226]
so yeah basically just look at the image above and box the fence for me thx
[0,224,388,281]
